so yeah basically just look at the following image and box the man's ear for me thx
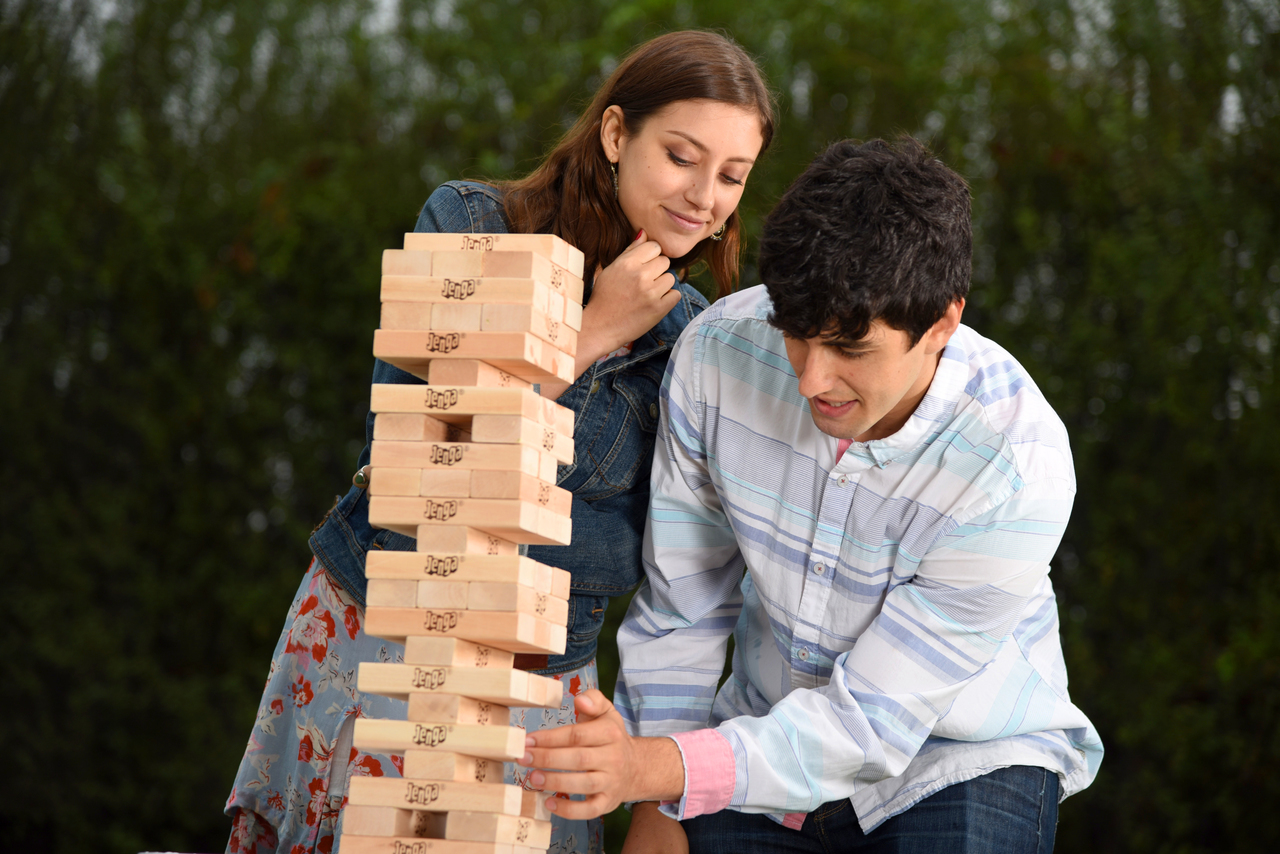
[600,105,627,163]
[924,298,965,354]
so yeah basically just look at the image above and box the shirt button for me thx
[837,475,848,487]
[813,563,825,575]
[798,648,811,661]
[649,403,658,418]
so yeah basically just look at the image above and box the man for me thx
[520,138,1102,853]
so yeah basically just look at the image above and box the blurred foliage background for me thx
[2,0,1278,851]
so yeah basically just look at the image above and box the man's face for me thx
[782,303,963,442]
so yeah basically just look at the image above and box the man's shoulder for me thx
[941,325,1074,487]
[678,284,777,348]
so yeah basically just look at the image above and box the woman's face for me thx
[602,99,764,259]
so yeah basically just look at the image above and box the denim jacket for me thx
[308,180,709,674]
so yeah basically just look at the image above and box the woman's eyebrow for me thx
[666,130,757,164]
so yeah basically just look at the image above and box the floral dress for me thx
[225,560,602,854]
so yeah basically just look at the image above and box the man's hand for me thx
[516,689,685,820]
[622,801,688,854]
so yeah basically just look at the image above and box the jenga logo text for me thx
[424,388,460,410]
[475,761,487,783]
[542,428,556,452]
[536,594,547,616]
[550,266,564,290]
[429,444,465,466]
[404,781,441,806]
[392,842,430,854]
[538,483,551,506]
[441,277,477,300]
[545,318,559,342]
[411,667,447,690]
[425,331,461,353]
[475,647,490,667]
[422,610,460,633]
[423,555,459,577]
[517,820,531,843]
[498,370,513,386]
[423,499,459,521]
[413,723,450,747]
[477,701,491,724]
[486,535,500,555]
[460,235,496,252]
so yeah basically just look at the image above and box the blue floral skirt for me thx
[225,559,602,854]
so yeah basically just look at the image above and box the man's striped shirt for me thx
[616,286,1102,831]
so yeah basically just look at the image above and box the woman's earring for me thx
[610,160,619,199]
[710,222,727,241]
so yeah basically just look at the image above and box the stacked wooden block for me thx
[342,233,586,854]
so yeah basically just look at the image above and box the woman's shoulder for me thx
[416,181,507,234]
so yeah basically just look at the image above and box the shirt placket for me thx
[789,449,870,689]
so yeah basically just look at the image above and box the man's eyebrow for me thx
[820,335,874,352]
[667,130,757,165]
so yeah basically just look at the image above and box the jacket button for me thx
[352,465,371,488]
[649,403,658,418]
[590,380,601,394]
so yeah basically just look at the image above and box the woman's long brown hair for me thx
[500,30,776,300]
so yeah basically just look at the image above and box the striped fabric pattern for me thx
[616,286,1102,832]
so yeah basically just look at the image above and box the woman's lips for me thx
[664,207,706,232]
[811,396,856,417]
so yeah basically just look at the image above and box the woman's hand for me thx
[622,802,689,854]
[578,230,682,369]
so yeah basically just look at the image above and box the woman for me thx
[226,30,775,854]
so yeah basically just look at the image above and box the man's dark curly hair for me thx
[760,137,971,347]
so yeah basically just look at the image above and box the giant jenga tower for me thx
[338,232,586,854]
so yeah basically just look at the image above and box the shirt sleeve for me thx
[615,317,747,739]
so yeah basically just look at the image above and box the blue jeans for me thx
[681,765,1059,854]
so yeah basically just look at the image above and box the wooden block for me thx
[469,471,571,518]
[369,496,571,545]
[369,467,428,497]
[337,834,523,854]
[416,526,518,556]
[374,413,468,443]
[367,578,419,607]
[403,637,515,669]
[364,608,568,655]
[442,812,552,848]
[407,694,510,727]
[470,417,573,465]
[366,553,565,596]
[348,777,523,814]
[370,442,545,477]
[419,469,474,498]
[371,385,543,423]
[563,298,582,332]
[545,289,566,325]
[375,330,569,385]
[541,398,574,436]
[403,749,502,784]
[537,453,559,485]
[401,232,585,279]
[432,302,483,331]
[381,301,436,330]
[432,250,486,277]
[523,789,553,822]
[415,580,471,609]
[481,251,584,303]
[382,249,432,276]
[381,276,552,315]
[359,663,564,707]
[428,360,533,391]
[467,583,569,625]
[352,718,526,760]
[341,804,434,838]
[480,305,577,356]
